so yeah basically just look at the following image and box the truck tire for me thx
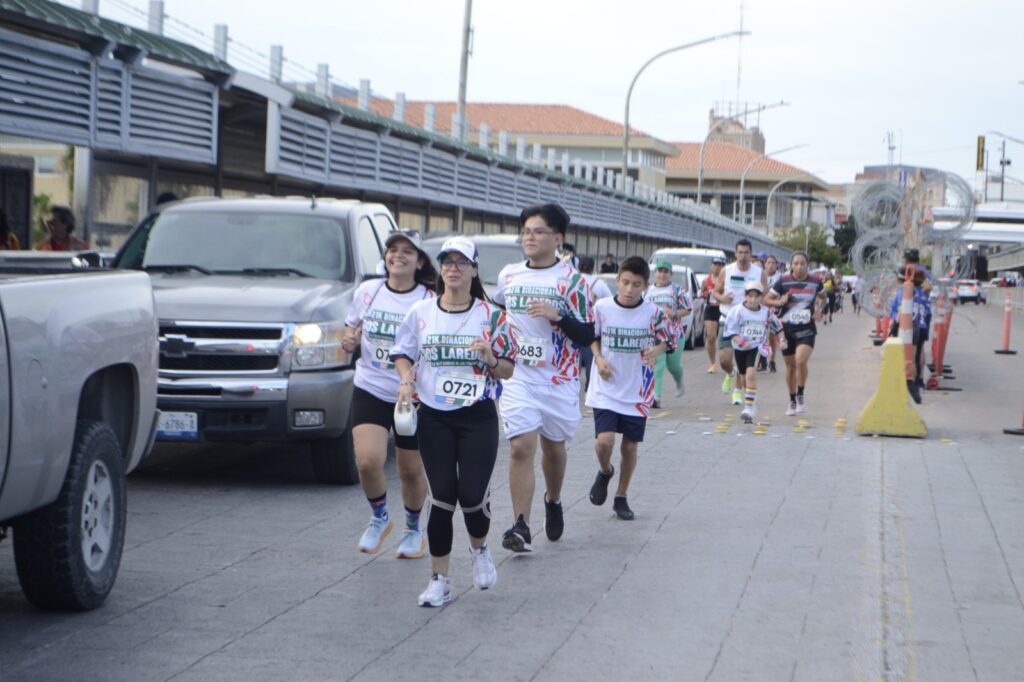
[12,420,126,611]
[684,324,695,350]
[310,429,359,485]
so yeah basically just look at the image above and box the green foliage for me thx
[773,223,843,268]
[833,217,857,259]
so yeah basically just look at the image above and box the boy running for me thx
[722,280,782,424]
[586,257,671,520]
[494,203,594,552]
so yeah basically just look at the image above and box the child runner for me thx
[764,252,826,416]
[342,230,435,557]
[645,259,690,406]
[586,257,671,520]
[494,203,594,553]
[715,239,765,405]
[722,280,782,424]
[392,237,517,607]
[701,256,725,373]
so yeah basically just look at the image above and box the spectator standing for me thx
[35,206,88,251]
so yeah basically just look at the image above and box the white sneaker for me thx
[418,574,452,607]
[675,379,685,397]
[358,516,393,554]
[785,401,798,417]
[396,528,426,559]
[741,406,753,424]
[795,395,808,414]
[470,544,497,590]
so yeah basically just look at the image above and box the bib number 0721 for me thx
[434,371,486,406]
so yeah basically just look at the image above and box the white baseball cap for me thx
[744,279,764,294]
[437,236,478,264]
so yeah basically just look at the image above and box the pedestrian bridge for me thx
[0,0,782,258]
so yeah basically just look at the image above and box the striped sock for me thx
[405,506,421,531]
[744,388,756,407]
[368,494,388,522]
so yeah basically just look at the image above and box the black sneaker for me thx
[544,495,564,542]
[613,496,634,521]
[907,380,922,405]
[652,398,661,409]
[589,467,614,506]
[769,360,777,373]
[501,514,533,553]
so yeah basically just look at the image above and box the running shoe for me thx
[907,380,922,405]
[396,528,427,559]
[418,574,452,607]
[741,406,753,424]
[358,516,393,554]
[470,544,497,590]
[731,389,743,406]
[544,495,564,541]
[707,364,717,374]
[785,401,798,417]
[501,515,533,553]
[652,398,662,409]
[589,466,615,506]
[721,373,734,394]
[613,497,635,521]
[795,395,808,414]
[769,361,777,373]
[675,378,685,397]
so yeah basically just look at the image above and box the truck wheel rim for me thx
[81,460,114,572]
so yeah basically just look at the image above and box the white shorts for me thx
[499,379,581,442]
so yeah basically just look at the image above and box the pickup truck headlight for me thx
[290,322,349,370]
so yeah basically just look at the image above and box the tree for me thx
[774,223,843,269]
[833,216,857,260]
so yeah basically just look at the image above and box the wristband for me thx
[487,357,499,369]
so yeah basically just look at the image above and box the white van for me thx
[649,247,727,285]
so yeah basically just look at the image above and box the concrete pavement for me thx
[1,296,1022,681]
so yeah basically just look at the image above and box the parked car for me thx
[114,197,397,485]
[956,279,986,304]
[670,265,706,349]
[421,233,525,298]
[0,263,158,610]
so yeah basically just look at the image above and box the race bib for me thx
[788,309,811,325]
[434,371,486,406]
[517,336,549,366]
[368,340,394,369]
[740,321,766,343]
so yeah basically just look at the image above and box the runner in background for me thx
[586,257,671,520]
[578,256,612,391]
[342,230,435,558]
[764,251,826,416]
[722,280,782,424]
[887,265,931,405]
[701,256,725,373]
[714,240,765,405]
[391,237,517,607]
[494,203,594,553]
[758,254,782,373]
[645,259,690,406]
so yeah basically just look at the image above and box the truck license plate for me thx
[157,411,199,440]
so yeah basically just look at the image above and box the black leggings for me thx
[418,400,499,557]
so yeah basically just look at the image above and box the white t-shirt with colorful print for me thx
[723,303,783,355]
[585,297,672,418]
[493,259,592,386]
[390,298,517,412]
[645,282,692,340]
[345,280,434,402]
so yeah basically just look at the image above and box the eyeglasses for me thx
[440,258,474,270]
[519,228,556,238]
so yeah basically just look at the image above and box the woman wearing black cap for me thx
[341,230,437,559]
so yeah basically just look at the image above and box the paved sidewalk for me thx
[1,301,1022,681]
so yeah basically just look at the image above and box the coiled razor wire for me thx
[850,172,976,318]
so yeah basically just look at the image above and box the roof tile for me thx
[667,141,808,176]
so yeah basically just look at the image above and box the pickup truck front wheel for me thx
[310,429,359,485]
[13,420,126,611]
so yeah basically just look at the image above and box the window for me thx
[374,213,397,234]
[357,216,383,274]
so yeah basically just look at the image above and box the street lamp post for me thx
[737,143,807,224]
[767,173,811,236]
[621,31,749,184]
[804,224,811,253]
[696,100,787,204]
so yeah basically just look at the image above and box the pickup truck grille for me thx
[159,321,286,375]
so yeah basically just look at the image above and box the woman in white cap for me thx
[391,236,517,607]
[341,230,436,558]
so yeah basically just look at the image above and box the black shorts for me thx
[782,325,816,356]
[703,305,721,323]
[734,348,759,374]
[350,386,419,450]
[593,407,647,443]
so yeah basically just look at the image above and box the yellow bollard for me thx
[856,338,927,437]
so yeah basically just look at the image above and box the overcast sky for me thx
[77,0,1023,186]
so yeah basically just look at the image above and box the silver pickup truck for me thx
[0,265,158,610]
[114,197,395,484]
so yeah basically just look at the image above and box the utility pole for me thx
[1000,140,1011,202]
[455,0,473,143]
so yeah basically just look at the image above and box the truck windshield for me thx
[130,211,352,281]
[656,253,717,274]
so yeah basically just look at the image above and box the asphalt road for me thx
[1,295,1022,681]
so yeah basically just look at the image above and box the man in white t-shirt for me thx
[493,203,595,553]
[714,239,766,405]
